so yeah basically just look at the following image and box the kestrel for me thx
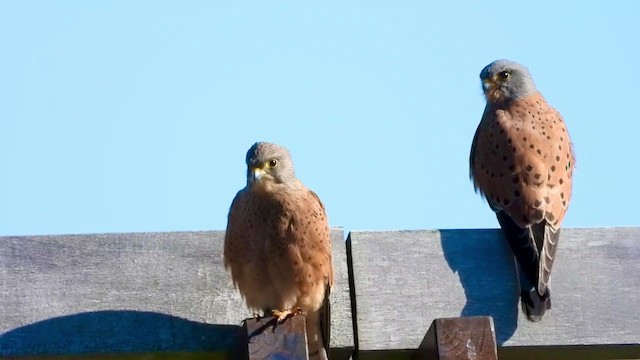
[470,60,575,322]
[224,142,334,359]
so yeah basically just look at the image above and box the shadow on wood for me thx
[243,315,308,360]
[0,310,243,356]
[413,316,497,360]
[439,229,518,345]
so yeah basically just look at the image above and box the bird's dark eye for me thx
[498,71,510,80]
[268,159,278,167]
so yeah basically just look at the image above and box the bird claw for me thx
[271,308,302,323]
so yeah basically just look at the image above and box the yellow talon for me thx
[271,308,302,323]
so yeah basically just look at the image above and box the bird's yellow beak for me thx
[251,166,266,182]
[482,78,495,92]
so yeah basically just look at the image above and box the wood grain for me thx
[244,315,308,360]
[414,316,497,360]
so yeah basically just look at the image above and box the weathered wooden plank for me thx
[2,353,229,360]
[348,228,640,351]
[498,344,640,360]
[413,316,497,360]
[0,229,353,358]
[244,315,307,360]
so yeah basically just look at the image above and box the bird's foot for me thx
[271,308,302,323]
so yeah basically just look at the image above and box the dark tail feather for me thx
[495,211,540,288]
[495,211,551,321]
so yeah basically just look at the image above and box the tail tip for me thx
[521,288,551,322]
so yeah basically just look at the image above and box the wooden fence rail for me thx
[1,227,639,359]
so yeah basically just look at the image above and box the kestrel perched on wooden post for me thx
[470,60,575,322]
[224,141,334,359]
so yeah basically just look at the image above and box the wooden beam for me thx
[413,316,497,360]
[0,229,353,358]
[244,315,308,360]
[348,227,640,351]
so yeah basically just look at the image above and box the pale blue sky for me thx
[1,1,638,236]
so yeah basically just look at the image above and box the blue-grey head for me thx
[245,141,297,188]
[480,59,538,103]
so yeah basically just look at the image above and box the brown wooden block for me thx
[243,315,309,360]
[413,316,498,360]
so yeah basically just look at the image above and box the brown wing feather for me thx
[308,189,335,288]
[223,189,250,288]
[305,190,333,356]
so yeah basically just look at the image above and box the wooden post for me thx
[243,314,309,360]
[413,316,498,360]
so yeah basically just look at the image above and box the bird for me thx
[469,59,575,322]
[224,141,334,359]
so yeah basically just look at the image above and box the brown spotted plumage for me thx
[224,142,333,359]
[470,60,574,321]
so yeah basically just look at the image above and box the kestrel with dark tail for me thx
[470,59,575,322]
[224,141,334,359]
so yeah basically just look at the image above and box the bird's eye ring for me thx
[498,71,510,80]
[268,159,278,167]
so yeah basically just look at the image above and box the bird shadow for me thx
[0,310,245,357]
[439,228,519,345]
